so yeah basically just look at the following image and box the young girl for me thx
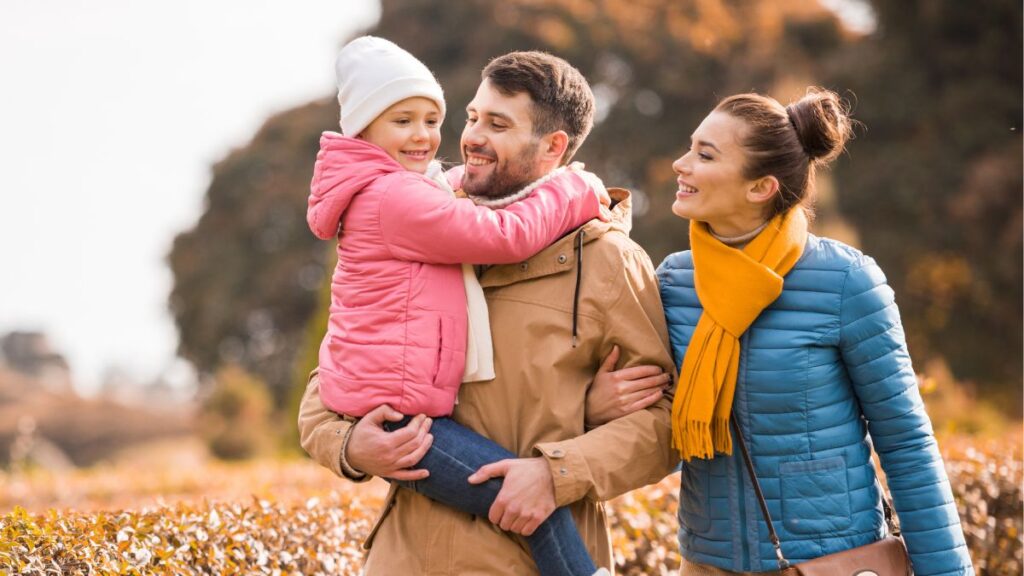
[308,36,609,576]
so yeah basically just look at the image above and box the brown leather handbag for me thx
[730,418,913,576]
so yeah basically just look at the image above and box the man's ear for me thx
[746,175,779,205]
[539,130,570,163]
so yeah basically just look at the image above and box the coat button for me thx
[557,254,567,264]
[559,467,568,476]
[551,449,564,457]
[519,262,529,271]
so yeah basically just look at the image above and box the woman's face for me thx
[671,111,769,236]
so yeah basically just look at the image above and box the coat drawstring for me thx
[571,229,585,348]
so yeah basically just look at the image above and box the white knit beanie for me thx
[335,36,446,137]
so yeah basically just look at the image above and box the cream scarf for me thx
[425,162,494,383]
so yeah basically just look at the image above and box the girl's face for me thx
[360,97,442,174]
[671,111,771,236]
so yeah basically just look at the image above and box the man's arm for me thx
[533,246,679,506]
[297,371,434,482]
[468,245,679,534]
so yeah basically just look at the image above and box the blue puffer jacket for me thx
[657,235,973,575]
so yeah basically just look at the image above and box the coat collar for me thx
[478,188,633,288]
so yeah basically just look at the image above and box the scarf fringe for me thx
[673,418,735,461]
[673,421,714,461]
[712,416,732,455]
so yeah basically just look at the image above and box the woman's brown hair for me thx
[714,87,853,218]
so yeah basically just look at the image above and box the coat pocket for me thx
[678,460,712,533]
[429,313,461,390]
[430,315,443,385]
[779,455,851,535]
[404,312,457,390]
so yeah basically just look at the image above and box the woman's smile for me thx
[676,179,699,198]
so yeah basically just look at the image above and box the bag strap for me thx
[870,449,902,537]
[731,418,904,572]
[730,417,791,571]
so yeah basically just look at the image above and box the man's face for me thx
[461,79,545,198]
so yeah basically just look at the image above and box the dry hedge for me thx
[1,437,1020,575]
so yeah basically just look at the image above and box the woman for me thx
[656,88,974,575]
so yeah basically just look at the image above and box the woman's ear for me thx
[747,175,779,205]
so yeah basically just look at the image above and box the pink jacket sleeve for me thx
[379,169,603,265]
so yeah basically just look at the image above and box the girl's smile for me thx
[359,96,443,174]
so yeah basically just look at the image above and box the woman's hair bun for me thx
[785,88,853,163]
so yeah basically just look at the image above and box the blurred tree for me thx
[827,0,1023,401]
[168,100,335,404]
[369,0,847,260]
[170,0,1022,418]
[283,265,332,454]
[199,364,275,460]
[169,0,848,415]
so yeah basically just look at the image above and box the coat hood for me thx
[307,131,409,239]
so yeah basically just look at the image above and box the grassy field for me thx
[1,432,1020,575]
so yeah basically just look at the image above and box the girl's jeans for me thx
[383,415,598,576]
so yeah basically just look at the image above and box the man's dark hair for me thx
[482,51,595,163]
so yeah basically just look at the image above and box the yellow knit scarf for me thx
[671,208,809,460]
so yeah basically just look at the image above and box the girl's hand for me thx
[569,162,612,219]
[585,345,671,427]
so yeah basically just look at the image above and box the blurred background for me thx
[0,0,1021,573]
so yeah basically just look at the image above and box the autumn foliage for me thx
[2,431,1020,575]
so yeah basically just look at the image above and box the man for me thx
[299,50,677,574]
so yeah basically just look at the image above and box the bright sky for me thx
[0,0,379,394]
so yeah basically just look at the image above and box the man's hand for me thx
[346,405,433,481]
[586,345,671,428]
[467,457,555,536]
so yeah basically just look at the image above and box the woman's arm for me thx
[839,256,974,576]
[585,345,671,428]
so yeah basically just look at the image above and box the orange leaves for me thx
[608,475,683,574]
[1,493,374,575]
[1,437,1020,575]
[942,432,1024,575]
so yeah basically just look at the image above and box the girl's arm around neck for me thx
[379,168,604,265]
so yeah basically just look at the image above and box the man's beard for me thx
[462,141,542,199]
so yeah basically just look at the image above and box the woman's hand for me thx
[585,345,671,428]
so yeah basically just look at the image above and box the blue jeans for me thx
[384,416,598,576]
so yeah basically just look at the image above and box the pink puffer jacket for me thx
[308,132,603,417]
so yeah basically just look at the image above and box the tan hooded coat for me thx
[298,189,678,574]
